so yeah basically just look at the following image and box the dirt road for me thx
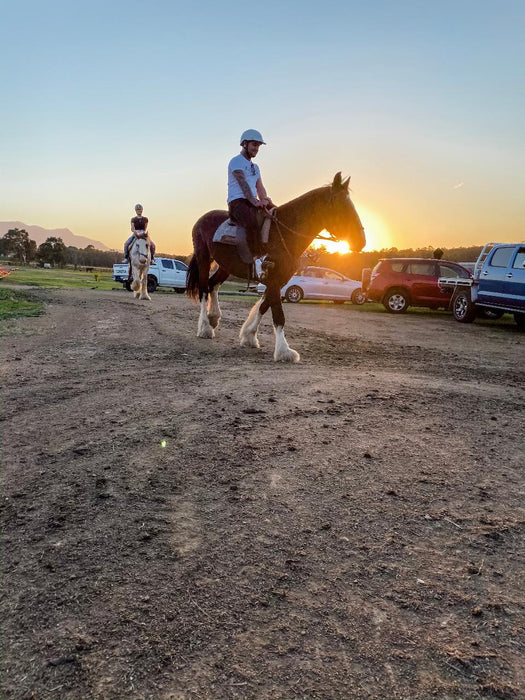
[2,288,524,700]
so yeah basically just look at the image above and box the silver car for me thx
[257,266,366,304]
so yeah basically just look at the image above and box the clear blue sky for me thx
[2,0,524,253]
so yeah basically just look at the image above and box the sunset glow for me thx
[311,208,392,255]
[2,3,523,255]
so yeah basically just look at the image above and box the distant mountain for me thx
[0,221,112,251]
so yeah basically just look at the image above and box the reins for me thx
[270,211,340,264]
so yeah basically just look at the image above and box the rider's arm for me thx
[232,169,261,207]
[256,179,272,207]
[130,218,136,234]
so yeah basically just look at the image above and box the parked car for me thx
[257,266,365,304]
[439,243,525,329]
[361,258,472,313]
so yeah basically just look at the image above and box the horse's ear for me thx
[332,172,343,190]
[342,176,351,191]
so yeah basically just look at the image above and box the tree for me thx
[433,248,444,260]
[1,228,37,263]
[37,237,68,267]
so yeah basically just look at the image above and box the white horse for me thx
[129,234,152,300]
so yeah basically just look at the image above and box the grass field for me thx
[0,287,44,320]
[0,266,116,290]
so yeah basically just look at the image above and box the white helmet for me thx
[240,129,266,145]
[135,203,143,211]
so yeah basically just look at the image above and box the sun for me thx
[311,208,392,254]
[311,238,351,255]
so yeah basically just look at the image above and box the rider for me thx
[227,129,274,258]
[124,204,156,262]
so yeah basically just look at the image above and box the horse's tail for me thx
[186,255,200,300]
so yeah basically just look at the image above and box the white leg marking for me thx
[140,272,151,300]
[239,299,263,348]
[131,265,141,292]
[197,297,215,338]
[208,287,222,329]
[274,326,300,363]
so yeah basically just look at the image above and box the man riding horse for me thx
[227,130,274,258]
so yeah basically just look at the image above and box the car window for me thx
[162,259,174,269]
[512,248,525,269]
[174,260,187,271]
[389,261,404,272]
[324,271,343,281]
[406,262,436,276]
[490,247,514,268]
[439,264,469,279]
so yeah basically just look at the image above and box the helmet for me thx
[135,203,143,211]
[240,129,266,145]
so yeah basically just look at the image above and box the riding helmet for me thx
[240,129,266,145]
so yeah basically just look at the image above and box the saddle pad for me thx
[213,219,253,264]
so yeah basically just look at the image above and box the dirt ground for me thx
[1,287,524,700]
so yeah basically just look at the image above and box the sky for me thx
[2,0,524,255]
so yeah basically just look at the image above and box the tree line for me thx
[0,229,190,268]
[1,227,487,276]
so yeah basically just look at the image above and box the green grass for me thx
[0,287,44,319]
[0,265,116,290]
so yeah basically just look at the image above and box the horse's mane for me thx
[278,184,331,213]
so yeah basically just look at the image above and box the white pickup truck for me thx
[113,257,188,293]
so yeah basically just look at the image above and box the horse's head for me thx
[130,234,151,264]
[326,172,366,252]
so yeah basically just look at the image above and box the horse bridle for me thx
[131,233,151,254]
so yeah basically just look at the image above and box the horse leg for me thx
[139,264,151,300]
[131,262,141,296]
[239,297,263,348]
[208,267,229,329]
[198,295,215,338]
[265,289,300,363]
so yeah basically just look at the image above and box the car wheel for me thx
[383,288,409,313]
[174,287,185,294]
[477,308,504,320]
[147,276,158,293]
[514,312,525,331]
[124,280,132,291]
[351,288,366,305]
[285,285,303,303]
[452,289,476,323]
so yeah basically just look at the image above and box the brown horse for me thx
[186,173,365,362]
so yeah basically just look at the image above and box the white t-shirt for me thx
[227,153,260,203]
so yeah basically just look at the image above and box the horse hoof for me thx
[240,336,260,349]
[197,327,215,339]
[274,348,300,363]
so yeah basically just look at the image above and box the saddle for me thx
[212,208,275,264]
